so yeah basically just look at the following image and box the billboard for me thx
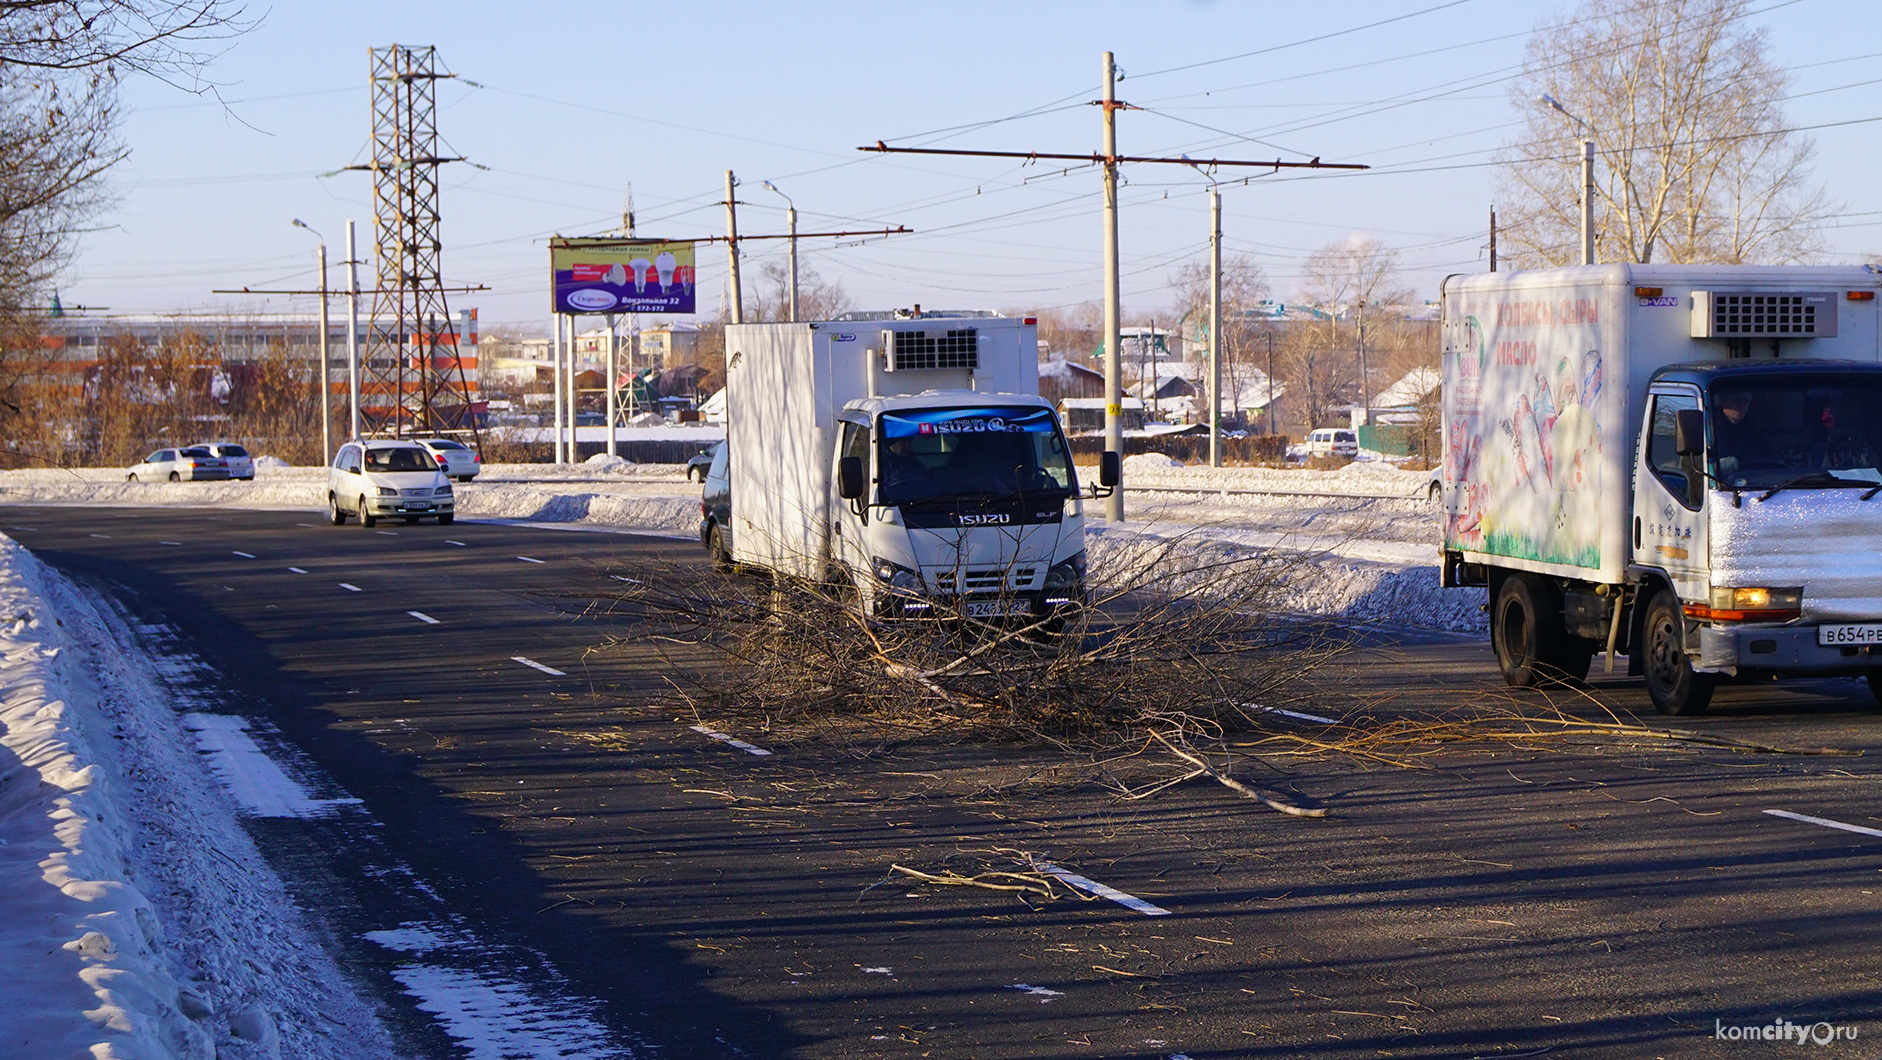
[551,237,696,315]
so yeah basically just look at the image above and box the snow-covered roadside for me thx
[0,534,394,1059]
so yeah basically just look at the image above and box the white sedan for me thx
[415,438,481,481]
[127,447,231,482]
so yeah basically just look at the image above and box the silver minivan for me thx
[328,440,455,526]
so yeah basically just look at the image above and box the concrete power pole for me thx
[345,220,361,442]
[1101,50,1124,522]
[1580,140,1596,266]
[1208,186,1222,468]
[317,242,331,463]
[724,170,743,324]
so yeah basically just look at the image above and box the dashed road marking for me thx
[376,530,398,536]
[408,611,440,625]
[689,725,774,756]
[1765,809,1882,840]
[339,583,362,592]
[158,540,182,545]
[288,567,307,574]
[1034,861,1171,916]
[89,533,111,538]
[512,656,565,676]
[517,555,545,564]
[445,540,467,547]
[612,575,642,584]
[1251,704,1341,726]
[232,550,256,558]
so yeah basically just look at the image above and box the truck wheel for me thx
[707,525,731,572]
[1642,588,1713,715]
[1492,573,1576,687]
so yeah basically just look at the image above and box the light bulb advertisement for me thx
[550,237,696,314]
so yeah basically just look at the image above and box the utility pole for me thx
[1581,140,1595,266]
[724,170,743,324]
[1488,204,1498,272]
[1266,331,1276,439]
[763,181,798,322]
[292,218,331,463]
[861,54,1365,520]
[1101,50,1123,521]
[606,313,618,459]
[1356,300,1369,430]
[345,220,361,441]
[1208,186,1222,467]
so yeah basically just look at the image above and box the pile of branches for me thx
[597,531,1348,746]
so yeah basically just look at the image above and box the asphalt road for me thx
[9,504,1882,1059]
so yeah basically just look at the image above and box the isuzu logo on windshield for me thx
[958,513,1011,526]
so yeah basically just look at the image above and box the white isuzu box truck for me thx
[1439,264,1882,714]
[717,312,1111,621]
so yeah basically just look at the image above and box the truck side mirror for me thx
[1092,450,1121,497]
[837,455,866,500]
[1674,408,1705,457]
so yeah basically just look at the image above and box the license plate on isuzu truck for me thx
[962,599,1029,619]
[1819,624,1882,646]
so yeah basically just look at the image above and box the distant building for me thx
[641,322,710,368]
[1037,355,1104,403]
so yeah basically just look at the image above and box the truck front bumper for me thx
[1697,624,1882,676]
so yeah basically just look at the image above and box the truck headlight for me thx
[873,558,925,594]
[1042,551,1087,606]
[1691,586,1803,622]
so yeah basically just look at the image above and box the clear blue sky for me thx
[62,0,1882,330]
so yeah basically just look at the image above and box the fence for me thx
[1067,434,1288,464]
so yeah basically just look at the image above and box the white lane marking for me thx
[364,923,629,1059]
[232,550,256,558]
[689,724,774,756]
[377,530,398,536]
[408,611,440,625]
[1010,984,1065,1003]
[288,567,308,574]
[611,575,641,584]
[183,714,362,818]
[516,555,545,564]
[1765,809,1882,839]
[89,533,111,538]
[339,583,362,592]
[446,540,467,547]
[158,540,182,545]
[1034,861,1171,916]
[512,656,566,676]
[1250,704,1341,725]
[296,522,319,528]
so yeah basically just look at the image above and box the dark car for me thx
[685,441,723,483]
[698,442,731,570]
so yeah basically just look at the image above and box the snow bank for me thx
[0,534,393,1059]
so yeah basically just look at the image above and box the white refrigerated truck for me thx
[1439,264,1882,714]
[719,312,1112,621]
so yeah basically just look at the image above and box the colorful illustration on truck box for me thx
[1446,293,1609,570]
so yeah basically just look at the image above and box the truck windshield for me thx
[877,406,1076,505]
[1710,373,1882,489]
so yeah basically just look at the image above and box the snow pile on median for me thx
[0,534,393,1058]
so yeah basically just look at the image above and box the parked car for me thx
[685,441,723,483]
[1304,428,1359,459]
[327,439,455,527]
[126,447,230,482]
[415,437,481,481]
[698,441,731,570]
[190,441,254,480]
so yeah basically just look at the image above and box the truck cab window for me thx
[1647,392,1701,506]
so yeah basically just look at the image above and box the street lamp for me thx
[761,180,798,322]
[290,218,333,463]
[1538,94,1596,266]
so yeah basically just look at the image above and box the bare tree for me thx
[0,0,250,439]
[746,258,854,322]
[1287,236,1413,428]
[1169,253,1271,429]
[1495,0,1830,267]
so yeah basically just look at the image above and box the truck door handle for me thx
[1634,516,1641,548]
